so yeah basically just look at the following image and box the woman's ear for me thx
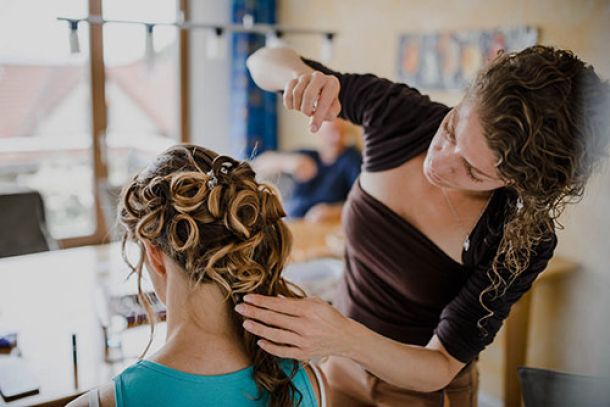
[142,241,167,278]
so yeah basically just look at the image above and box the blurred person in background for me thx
[253,119,361,223]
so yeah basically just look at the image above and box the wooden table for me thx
[286,219,343,261]
[0,242,129,406]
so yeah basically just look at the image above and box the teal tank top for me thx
[113,359,319,406]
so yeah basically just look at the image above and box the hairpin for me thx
[219,161,233,174]
[206,170,218,189]
[206,161,235,189]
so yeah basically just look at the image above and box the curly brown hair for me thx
[469,45,610,331]
[118,144,306,406]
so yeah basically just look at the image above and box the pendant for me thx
[463,236,470,252]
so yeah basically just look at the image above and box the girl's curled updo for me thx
[118,144,305,407]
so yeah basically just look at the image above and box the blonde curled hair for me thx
[118,144,305,406]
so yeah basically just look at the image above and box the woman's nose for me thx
[434,152,458,174]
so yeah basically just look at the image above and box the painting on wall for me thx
[397,26,538,90]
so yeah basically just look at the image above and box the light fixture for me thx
[145,24,155,70]
[57,15,337,60]
[68,20,80,54]
[321,33,334,62]
[242,13,254,28]
[206,27,226,60]
[265,30,284,48]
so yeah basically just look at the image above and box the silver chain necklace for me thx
[441,188,492,252]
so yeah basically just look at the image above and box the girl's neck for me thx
[151,275,251,375]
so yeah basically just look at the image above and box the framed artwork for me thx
[397,26,538,90]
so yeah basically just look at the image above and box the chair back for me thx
[0,190,57,258]
[519,366,610,407]
[99,181,123,241]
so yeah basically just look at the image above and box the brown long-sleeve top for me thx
[303,58,558,364]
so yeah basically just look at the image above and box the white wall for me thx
[188,0,232,155]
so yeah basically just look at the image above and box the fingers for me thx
[291,74,312,114]
[283,72,341,134]
[301,72,326,116]
[283,78,298,110]
[242,320,303,347]
[235,303,302,332]
[242,294,305,316]
[310,76,340,132]
[328,99,342,120]
[257,339,305,360]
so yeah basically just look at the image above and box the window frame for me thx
[59,0,190,248]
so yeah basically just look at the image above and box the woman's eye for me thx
[465,163,483,183]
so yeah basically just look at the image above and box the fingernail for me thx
[243,321,252,329]
[234,304,245,313]
[310,124,318,132]
[243,295,253,303]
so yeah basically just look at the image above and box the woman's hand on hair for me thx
[234,295,354,361]
[284,71,341,133]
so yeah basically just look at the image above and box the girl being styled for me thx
[69,145,327,407]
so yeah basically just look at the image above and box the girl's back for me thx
[112,359,322,407]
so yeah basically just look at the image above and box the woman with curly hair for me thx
[68,145,328,407]
[237,45,610,405]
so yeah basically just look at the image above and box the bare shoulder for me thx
[66,383,115,407]
[304,363,331,407]
[360,153,426,213]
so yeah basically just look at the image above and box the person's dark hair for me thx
[118,144,305,407]
[469,45,610,331]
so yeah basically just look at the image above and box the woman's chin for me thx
[424,168,447,188]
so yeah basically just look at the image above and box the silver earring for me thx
[516,197,524,212]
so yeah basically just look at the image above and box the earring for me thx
[516,197,524,212]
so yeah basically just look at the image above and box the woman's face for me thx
[423,100,507,193]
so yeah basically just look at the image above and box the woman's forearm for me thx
[246,46,313,91]
[342,319,455,392]
[237,295,465,391]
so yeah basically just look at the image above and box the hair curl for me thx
[469,45,610,331]
[118,145,305,407]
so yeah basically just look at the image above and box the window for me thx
[0,0,186,244]
[0,0,95,239]
[101,0,180,189]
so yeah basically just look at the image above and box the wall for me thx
[189,0,232,155]
[278,0,610,402]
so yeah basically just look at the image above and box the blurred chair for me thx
[518,366,610,406]
[0,190,57,258]
[99,181,124,241]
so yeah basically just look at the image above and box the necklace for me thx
[441,188,492,252]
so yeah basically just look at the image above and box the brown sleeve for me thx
[434,233,558,363]
[302,58,450,172]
